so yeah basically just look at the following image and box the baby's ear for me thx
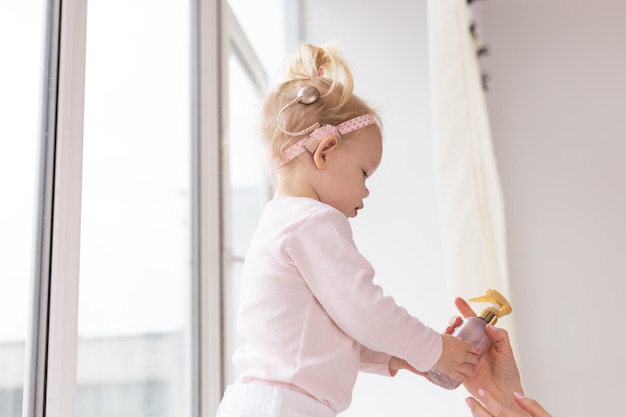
[313,135,340,169]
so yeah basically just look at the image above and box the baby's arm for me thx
[431,334,479,382]
[387,333,478,380]
[388,356,427,377]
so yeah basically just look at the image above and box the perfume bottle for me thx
[427,289,513,390]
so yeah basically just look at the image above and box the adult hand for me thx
[452,298,524,410]
[466,388,553,417]
[512,392,553,417]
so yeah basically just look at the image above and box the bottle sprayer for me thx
[427,289,513,390]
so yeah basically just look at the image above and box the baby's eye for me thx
[362,170,368,178]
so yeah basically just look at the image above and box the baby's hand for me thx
[432,334,479,382]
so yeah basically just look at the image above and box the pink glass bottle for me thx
[427,289,512,389]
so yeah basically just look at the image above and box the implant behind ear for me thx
[295,86,320,104]
[277,86,321,136]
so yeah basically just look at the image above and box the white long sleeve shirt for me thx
[232,197,442,412]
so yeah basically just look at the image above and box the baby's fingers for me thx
[513,392,553,417]
[445,316,463,334]
[453,362,478,381]
[465,348,479,365]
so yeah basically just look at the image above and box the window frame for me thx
[21,1,286,416]
[190,0,225,415]
[23,1,87,417]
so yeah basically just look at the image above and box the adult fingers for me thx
[485,324,515,356]
[474,388,513,417]
[513,393,553,417]
[465,397,494,417]
[455,297,477,318]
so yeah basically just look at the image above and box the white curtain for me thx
[427,0,513,319]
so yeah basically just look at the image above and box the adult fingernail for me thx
[513,392,524,400]
[465,398,472,408]
[486,324,498,331]
[478,388,485,397]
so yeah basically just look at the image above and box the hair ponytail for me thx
[260,41,380,175]
[284,42,354,110]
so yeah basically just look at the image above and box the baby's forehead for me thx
[343,129,379,148]
[355,131,383,157]
[362,130,383,148]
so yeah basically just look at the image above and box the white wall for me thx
[304,1,470,416]
[304,1,626,416]
[475,1,626,416]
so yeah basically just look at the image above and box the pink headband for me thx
[279,114,377,166]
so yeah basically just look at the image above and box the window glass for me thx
[226,0,289,74]
[221,1,292,386]
[78,1,192,416]
[228,50,268,260]
[222,50,268,383]
[0,3,46,417]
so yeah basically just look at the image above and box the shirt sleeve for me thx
[284,207,443,372]
[359,345,392,376]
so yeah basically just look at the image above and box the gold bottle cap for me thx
[468,289,513,324]
[478,308,498,325]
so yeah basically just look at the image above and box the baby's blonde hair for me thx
[261,42,381,172]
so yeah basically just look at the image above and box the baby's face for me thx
[317,127,382,218]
